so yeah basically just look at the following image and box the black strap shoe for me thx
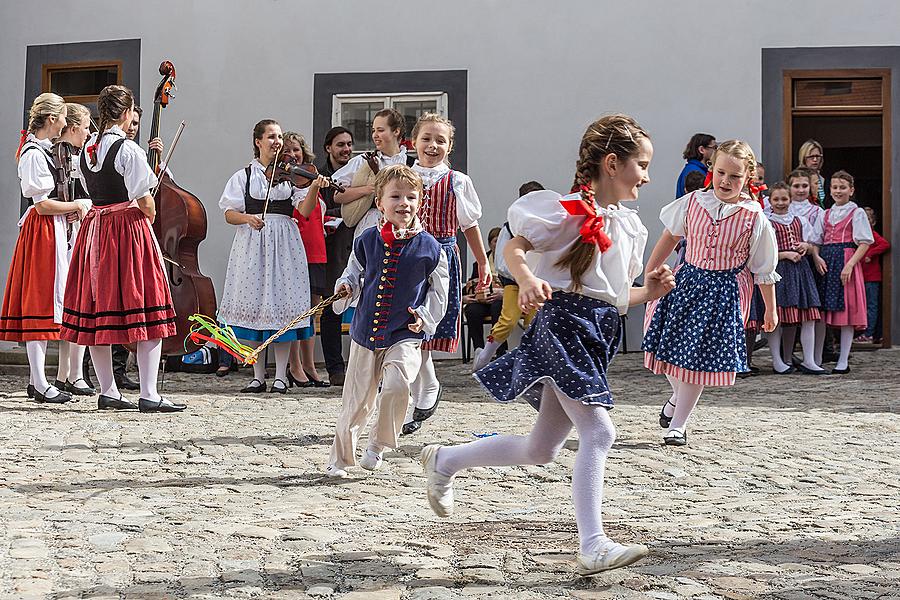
[98,394,138,410]
[35,385,73,404]
[66,378,97,396]
[270,378,288,394]
[139,397,187,413]
[241,379,267,393]
[287,372,313,388]
[27,384,35,399]
[413,384,442,422]
[659,399,675,429]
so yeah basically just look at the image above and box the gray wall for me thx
[2,0,900,351]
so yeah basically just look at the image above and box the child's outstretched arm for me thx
[628,265,675,306]
[645,230,681,273]
[504,236,553,312]
[463,224,492,291]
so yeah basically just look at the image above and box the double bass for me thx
[147,60,217,356]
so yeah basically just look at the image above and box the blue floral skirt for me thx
[821,242,855,311]
[474,292,621,410]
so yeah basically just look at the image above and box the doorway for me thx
[782,69,892,347]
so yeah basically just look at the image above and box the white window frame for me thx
[332,91,448,155]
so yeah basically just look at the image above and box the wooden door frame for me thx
[781,68,892,347]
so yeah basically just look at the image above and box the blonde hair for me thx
[797,139,823,168]
[411,113,455,147]
[704,139,759,200]
[27,92,66,132]
[557,113,650,290]
[61,103,91,133]
[374,164,423,200]
[282,131,315,163]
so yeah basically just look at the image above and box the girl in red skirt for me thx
[61,85,184,413]
[1,93,83,403]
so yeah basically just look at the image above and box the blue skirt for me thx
[424,236,462,353]
[230,325,313,343]
[821,242,854,311]
[776,257,821,310]
[474,292,621,410]
[642,262,747,373]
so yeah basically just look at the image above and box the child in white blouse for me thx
[421,114,674,575]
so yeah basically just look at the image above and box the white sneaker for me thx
[420,444,454,517]
[359,449,383,471]
[324,464,348,478]
[576,542,649,575]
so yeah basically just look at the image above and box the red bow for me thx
[703,171,713,188]
[400,139,415,151]
[560,198,612,252]
[85,142,99,164]
[15,129,27,160]
[748,181,767,196]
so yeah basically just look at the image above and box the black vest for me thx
[19,144,62,201]
[79,136,130,206]
[243,165,294,216]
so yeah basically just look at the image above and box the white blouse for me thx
[77,126,157,202]
[767,211,816,243]
[331,148,409,189]
[508,190,648,313]
[660,190,779,285]
[219,159,304,213]
[411,162,482,230]
[788,200,825,245]
[18,134,55,202]
[826,201,874,245]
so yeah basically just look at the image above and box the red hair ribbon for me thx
[748,181,767,196]
[15,129,28,160]
[560,198,612,252]
[400,139,415,151]
[85,142,99,164]
[703,171,713,188]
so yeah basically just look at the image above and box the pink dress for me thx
[821,207,869,329]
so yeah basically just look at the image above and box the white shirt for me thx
[788,200,825,245]
[77,126,157,202]
[508,190,648,313]
[219,159,304,213]
[660,189,779,284]
[18,134,55,202]
[767,211,816,243]
[826,201,874,245]
[331,148,409,189]
[493,223,514,279]
[411,161,482,230]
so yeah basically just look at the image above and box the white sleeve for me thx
[331,155,364,188]
[451,172,482,230]
[851,208,875,245]
[115,140,158,201]
[800,216,815,243]
[507,190,568,252]
[292,185,309,209]
[659,194,690,236]
[808,208,825,246]
[413,250,450,336]
[628,216,649,282]
[219,170,247,213]
[18,150,55,203]
[332,237,365,314]
[748,213,781,284]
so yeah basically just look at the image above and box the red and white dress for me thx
[61,126,176,345]
[820,202,873,329]
[412,161,483,353]
[769,212,821,324]
[0,135,72,341]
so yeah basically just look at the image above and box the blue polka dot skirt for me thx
[821,242,854,311]
[473,292,621,410]
[642,262,747,376]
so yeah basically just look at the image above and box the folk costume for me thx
[820,202,873,329]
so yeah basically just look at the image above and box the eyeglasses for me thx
[705,144,718,149]
[806,154,823,160]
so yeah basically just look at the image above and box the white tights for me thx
[91,340,162,400]
[836,325,854,371]
[56,341,87,386]
[26,340,54,395]
[660,374,704,430]
[435,385,616,555]
[248,342,290,388]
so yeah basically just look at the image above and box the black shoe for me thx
[35,385,72,404]
[287,371,313,388]
[304,370,330,388]
[413,384,442,422]
[328,370,345,387]
[27,384,35,399]
[139,397,187,413]
[822,351,839,364]
[66,378,96,396]
[791,354,802,367]
[240,379,266,393]
[116,374,140,391]
[54,379,67,390]
[831,366,851,375]
[401,420,423,436]
[98,394,138,410]
[215,365,231,377]
[797,363,829,375]
[663,428,688,446]
[737,366,760,379]
[773,366,796,375]
[659,400,674,429]
[270,378,288,394]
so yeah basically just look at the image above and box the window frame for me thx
[41,60,123,105]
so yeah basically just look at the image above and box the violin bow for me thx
[260,145,282,221]
[151,120,186,198]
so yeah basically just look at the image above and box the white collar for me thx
[828,200,858,215]
[26,133,52,149]
[413,160,449,174]
[768,211,795,225]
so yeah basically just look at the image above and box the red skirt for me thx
[61,201,176,345]
[0,210,60,341]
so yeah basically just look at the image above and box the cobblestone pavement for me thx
[1,348,898,599]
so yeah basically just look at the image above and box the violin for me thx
[52,141,78,204]
[147,60,218,356]
[263,157,345,193]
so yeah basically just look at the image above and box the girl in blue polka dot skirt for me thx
[642,141,780,447]
[420,115,675,576]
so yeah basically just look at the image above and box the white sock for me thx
[473,339,501,371]
[767,327,789,372]
[26,340,54,395]
[89,346,119,398]
[413,349,439,410]
[273,342,290,388]
[836,326,854,371]
[56,340,70,383]
[799,321,821,370]
[814,320,826,365]
[669,381,704,430]
[781,326,797,364]
[136,339,162,401]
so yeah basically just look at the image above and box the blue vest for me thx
[350,226,442,350]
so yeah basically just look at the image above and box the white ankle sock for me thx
[136,339,162,401]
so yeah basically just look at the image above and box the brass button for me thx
[383,259,389,264]
[373,319,379,324]
[372,327,378,332]
[385,252,390,257]
[380,276,386,281]
[378,285,384,290]
[377,294,382,299]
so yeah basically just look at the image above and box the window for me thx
[42,60,122,115]
[793,78,882,110]
[333,92,448,154]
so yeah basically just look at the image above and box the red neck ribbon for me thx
[559,196,612,252]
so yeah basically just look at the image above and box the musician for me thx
[218,119,328,394]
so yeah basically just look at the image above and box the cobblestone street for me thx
[1,349,898,599]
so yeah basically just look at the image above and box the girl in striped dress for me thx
[402,113,491,435]
[642,140,779,447]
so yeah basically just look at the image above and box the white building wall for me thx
[2,0,899,348]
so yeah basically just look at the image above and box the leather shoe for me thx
[66,378,97,396]
[139,397,187,413]
[35,385,72,404]
[328,370,345,386]
[831,366,851,375]
[401,420,423,435]
[27,384,35,399]
[270,378,288,394]
[797,363,829,375]
[98,394,138,410]
[412,384,442,422]
[116,374,140,391]
[241,378,267,393]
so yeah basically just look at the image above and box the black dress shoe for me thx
[413,384,442,422]
[831,366,851,375]
[797,364,829,375]
[35,386,72,404]
[287,372,313,388]
[139,397,187,413]
[240,379,267,393]
[270,378,288,394]
[773,366,796,375]
[116,374,140,391]
[401,420,423,436]
[328,370,345,386]
[27,384,35,399]
[54,379,67,390]
[98,394,138,410]
[659,400,674,429]
[304,370,330,388]
[66,378,96,396]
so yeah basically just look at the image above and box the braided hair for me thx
[703,140,759,203]
[91,85,134,166]
[16,92,66,160]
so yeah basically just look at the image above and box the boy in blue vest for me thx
[326,165,450,477]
